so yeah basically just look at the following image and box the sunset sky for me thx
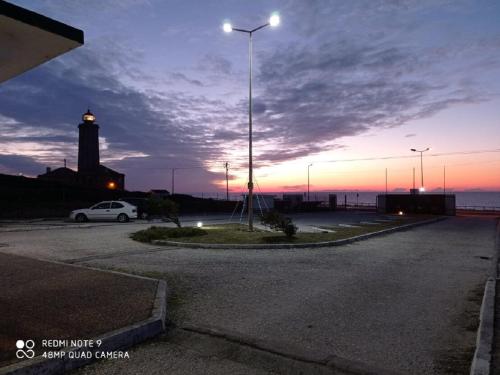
[1,0,500,193]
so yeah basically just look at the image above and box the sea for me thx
[190,191,500,210]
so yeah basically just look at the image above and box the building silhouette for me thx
[38,110,125,190]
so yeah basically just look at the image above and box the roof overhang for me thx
[0,0,84,83]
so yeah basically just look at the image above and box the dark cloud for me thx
[0,46,238,191]
[169,72,204,87]
[198,54,232,75]
[281,184,307,190]
[0,154,45,176]
[248,34,487,163]
[405,133,416,138]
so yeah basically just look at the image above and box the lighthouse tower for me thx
[78,109,99,173]
[39,109,125,190]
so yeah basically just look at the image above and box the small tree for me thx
[260,210,297,238]
[147,198,181,227]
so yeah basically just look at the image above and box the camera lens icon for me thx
[16,340,35,359]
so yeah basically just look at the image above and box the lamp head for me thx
[223,22,232,33]
[82,109,96,123]
[410,148,416,152]
[269,12,280,27]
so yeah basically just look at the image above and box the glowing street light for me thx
[223,22,232,33]
[222,12,280,231]
[197,221,203,228]
[269,13,280,27]
[411,147,430,191]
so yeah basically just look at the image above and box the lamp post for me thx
[171,168,177,195]
[307,163,313,201]
[411,147,430,191]
[223,12,280,231]
[225,162,229,201]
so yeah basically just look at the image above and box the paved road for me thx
[0,212,405,260]
[0,215,497,374]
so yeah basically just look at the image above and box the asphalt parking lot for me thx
[0,213,497,374]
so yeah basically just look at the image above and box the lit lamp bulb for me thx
[197,221,203,228]
[223,22,232,33]
[419,187,425,192]
[107,181,116,190]
[82,109,95,123]
[269,13,280,27]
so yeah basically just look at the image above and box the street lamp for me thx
[171,168,177,195]
[411,147,430,191]
[307,164,313,201]
[223,12,280,231]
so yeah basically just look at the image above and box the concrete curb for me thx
[470,219,500,375]
[0,267,167,375]
[151,216,447,249]
[470,278,496,375]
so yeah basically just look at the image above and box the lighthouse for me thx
[78,109,100,173]
[39,109,125,190]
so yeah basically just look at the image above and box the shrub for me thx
[131,226,206,242]
[260,210,297,238]
[164,227,206,238]
[147,198,181,227]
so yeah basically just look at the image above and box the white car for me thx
[70,201,138,223]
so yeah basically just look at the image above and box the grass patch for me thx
[132,215,435,245]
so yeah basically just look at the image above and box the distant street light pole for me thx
[171,168,177,195]
[411,147,430,191]
[443,166,446,194]
[385,168,388,194]
[223,12,280,231]
[225,162,229,201]
[307,163,313,201]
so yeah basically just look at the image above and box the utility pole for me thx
[443,166,446,194]
[385,168,388,194]
[171,168,177,195]
[307,165,310,202]
[225,162,229,201]
[413,167,415,190]
[64,158,67,168]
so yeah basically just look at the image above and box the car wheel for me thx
[117,213,129,223]
[75,213,87,223]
